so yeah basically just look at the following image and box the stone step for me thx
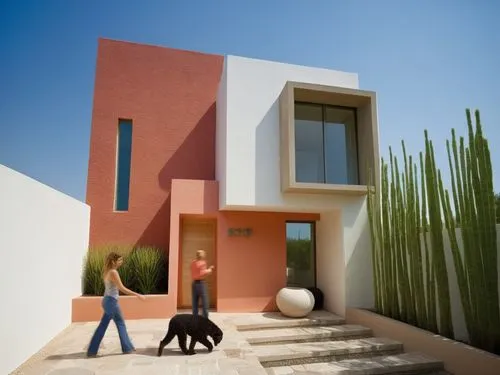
[265,352,444,374]
[234,311,345,332]
[254,337,404,367]
[243,324,373,345]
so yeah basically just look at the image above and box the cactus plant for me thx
[368,109,499,353]
[442,109,500,353]
[367,144,444,333]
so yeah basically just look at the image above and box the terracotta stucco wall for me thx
[216,211,319,312]
[86,39,223,250]
[168,179,219,309]
[169,179,319,312]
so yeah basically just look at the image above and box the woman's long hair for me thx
[103,252,122,278]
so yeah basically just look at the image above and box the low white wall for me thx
[370,223,500,342]
[0,165,90,374]
[347,308,500,375]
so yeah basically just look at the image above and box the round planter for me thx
[306,287,324,310]
[276,287,315,318]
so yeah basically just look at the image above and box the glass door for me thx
[286,222,316,288]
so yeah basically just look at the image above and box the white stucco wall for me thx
[315,202,374,317]
[343,199,374,310]
[316,210,344,315]
[216,54,360,211]
[214,55,375,317]
[0,165,90,374]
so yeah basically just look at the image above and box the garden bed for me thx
[74,245,174,322]
[82,246,169,296]
[346,308,500,375]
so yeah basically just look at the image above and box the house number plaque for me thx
[228,227,252,237]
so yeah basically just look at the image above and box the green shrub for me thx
[82,249,107,296]
[82,245,167,296]
[130,247,163,294]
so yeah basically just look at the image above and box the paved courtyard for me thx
[12,313,269,375]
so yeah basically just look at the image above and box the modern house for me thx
[7,38,500,375]
[85,38,379,318]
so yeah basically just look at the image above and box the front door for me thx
[179,218,216,308]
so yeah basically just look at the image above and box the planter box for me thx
[72,294,176,322]
[346,308,500,375]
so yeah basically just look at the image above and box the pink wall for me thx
[73,179,217,322]
[169,179,320,312]
[168,179,219,313]
[86,39,223,250]
[216,211,319,312]
[74,179,320,320]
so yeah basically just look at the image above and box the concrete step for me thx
[264,352,444,374]
[254,337,404,367]
[234,311,345,332]
[243,324,373,345]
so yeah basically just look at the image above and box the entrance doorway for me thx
[179,218,216,308]
[286,221,316,288]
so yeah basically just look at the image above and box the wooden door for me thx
[179,218,216,308]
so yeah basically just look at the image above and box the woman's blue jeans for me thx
[192,280,209,318]
[87,296,135,355]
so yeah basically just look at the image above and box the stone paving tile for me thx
[233,311,345,331]
[243,325,372,344]
[11,313,268,375]
[254,337,403,362]
[12,311,445,375]
[265,352,444,374]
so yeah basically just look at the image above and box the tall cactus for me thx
[442,109,500,354]
[367,157,398,319]
[424,132,454,338]
[420,151,438,333]
[402,143,427,327]
[368,108,499,353]
[367,142,444,332]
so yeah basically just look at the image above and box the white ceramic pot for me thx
[276,287,315,318]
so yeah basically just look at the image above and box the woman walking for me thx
[87,252,145,357]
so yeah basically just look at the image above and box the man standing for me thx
[191,250,214,318]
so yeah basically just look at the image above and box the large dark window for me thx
[294,102,359,185]
[115,119,133,211]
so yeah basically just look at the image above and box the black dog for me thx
[157,314,223,356]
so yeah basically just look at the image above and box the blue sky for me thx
[1,0,499,201]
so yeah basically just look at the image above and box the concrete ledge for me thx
[346,307,500,375]
[72,294,175,322]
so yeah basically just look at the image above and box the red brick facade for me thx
[86,39,223,250]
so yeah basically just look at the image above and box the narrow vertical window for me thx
[115,119,133,211]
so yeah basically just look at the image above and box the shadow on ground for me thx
[46,346,214,360]
[46,347,166,360]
